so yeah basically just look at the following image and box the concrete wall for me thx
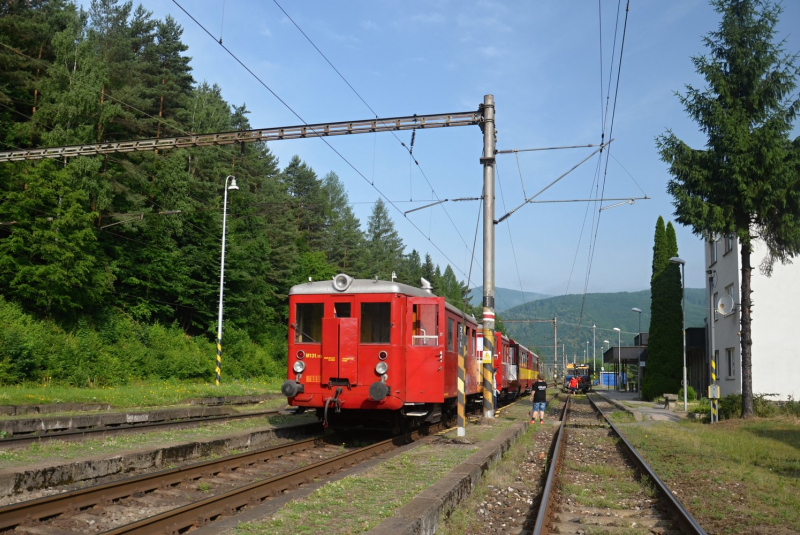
[705,235,800,401]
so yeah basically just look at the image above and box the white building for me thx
[705,235,800,400]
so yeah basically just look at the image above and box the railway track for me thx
[533,394,706,535]
[0,408,293,448]
[0,420,447,534]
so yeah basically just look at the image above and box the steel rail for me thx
[0,408,292,448]
[0,432,327,531]
[0,110,481,163]
[587,395,707,535]
[102,421,446,534]
[532,394,570,535]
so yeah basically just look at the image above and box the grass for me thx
[619,417,800,533]
[0,378,282,408]
[234,442,479,535]
[0,413,319,469]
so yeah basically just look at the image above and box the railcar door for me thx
[321,298,358,385]
[406,297,444,402]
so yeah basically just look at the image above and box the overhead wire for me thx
[171,0,479,282]
[494,161,526,312]
[269,0,480,278]
[569,0,632,339]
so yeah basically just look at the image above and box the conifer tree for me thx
[642,217,683,400]
[361,198,404,280]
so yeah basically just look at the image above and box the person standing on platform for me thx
[530,373,548,424]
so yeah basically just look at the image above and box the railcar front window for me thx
[361,302,391,344]
[411,304,439,346]
[295,303,323,343]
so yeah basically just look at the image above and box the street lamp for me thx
[592,324,596,380]
[670,256,687,411]
[216,175,239,386]
[613,327,622,391]
[632,307,642,339]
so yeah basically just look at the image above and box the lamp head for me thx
[227,176,239,191]
[603,340,609,344]
[613,327,620,332]
[632,307,641,313]
[669,256,685,265]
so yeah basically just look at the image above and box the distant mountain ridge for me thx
[468,286,552,312]
[472,286,707,365]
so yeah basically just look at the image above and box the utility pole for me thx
[480,95,497,418]
[553,317,558,383]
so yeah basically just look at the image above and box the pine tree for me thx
[319,171,363,273]
[361,198,404,280]
[657,0,800,417]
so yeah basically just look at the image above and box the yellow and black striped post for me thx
[482,309,495,418]
[215,335,222,386]
[457,325,466,436]
[710,358,718,423]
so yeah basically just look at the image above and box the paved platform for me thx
[592,388,688,422]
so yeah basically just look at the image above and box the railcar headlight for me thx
[375,361,388,375]
[293,361,306,374]
[296,350,305,360]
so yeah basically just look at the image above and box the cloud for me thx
[361,20,378,31]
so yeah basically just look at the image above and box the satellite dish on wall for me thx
[717,294,735,316]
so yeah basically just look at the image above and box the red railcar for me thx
[281,274,484,430]
[493,334,539,401]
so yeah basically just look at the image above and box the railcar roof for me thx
[289,277,477,322]
[289,278,435,298]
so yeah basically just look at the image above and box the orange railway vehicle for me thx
[281,274,485,430]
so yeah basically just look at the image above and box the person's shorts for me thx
[532,401,546,412]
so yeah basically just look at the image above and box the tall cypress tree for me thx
[643,217,683,400]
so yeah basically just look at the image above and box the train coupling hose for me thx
[323,387,343,428]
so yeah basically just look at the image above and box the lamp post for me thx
[632,307,642,398]
[216,175,239,386]
[613,327,621,391]
[670,256,687,411]
[603,340,609,389]
[632,307,642,339]
[592,324,596,379]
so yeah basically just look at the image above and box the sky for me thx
[84,0,800,297]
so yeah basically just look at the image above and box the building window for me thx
[713,350,720,381]
[724,234,734,254]
[713,292,719,321]
[709,238,718,265]
[726,348,736,379]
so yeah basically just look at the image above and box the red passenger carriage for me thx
[493,334,539,401]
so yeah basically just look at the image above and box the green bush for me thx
[718,393,742,420]
[678,385,697,402]
[0,297,285,386]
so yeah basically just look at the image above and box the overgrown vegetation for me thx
[0,0,476,386]
[622,418,800,533]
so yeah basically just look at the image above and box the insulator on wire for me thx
[410,130,416,154]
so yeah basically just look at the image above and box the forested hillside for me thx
[501,288,707,361]
[0,0,473,385]
[467,286,551,312]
